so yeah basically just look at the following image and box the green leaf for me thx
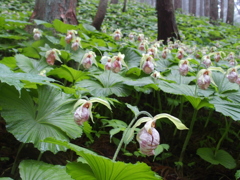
[15,54,49,74]
[197,148,236,169]
[76,71,131,97]
[185,96,213,110]
[44,138,161,180]
[235,170,240,180]
[22,46,41,59]
[66,162,96,180]
[0,57,17,69]
[120,47,142,68]
[0,85,82,153]
[53,19,77,33]
[211,71,239,94]
[48,65,89,83]
[125,103,140,117]
[210,96,240,121]
[19,160,73,180]
[0,178,14,180]
[0,64,54,92]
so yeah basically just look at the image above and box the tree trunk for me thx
[182,0,189,14]
[220,0,224,20]
[226,0,234,24]
[174,0,182,10]
[157,0,180,44]
[29,0,78,25]
[92,0,108,30]
[199,0,204,16]
[189,0,196,15]
[110,0,118,4]
[204,0,210,17]
[210,0,218,24]
[122,0,128,12]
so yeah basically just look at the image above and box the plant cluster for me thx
[0,0,240,179]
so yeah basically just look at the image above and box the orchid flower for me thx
[45,49,61,65]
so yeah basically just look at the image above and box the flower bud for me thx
[74,102,91,125]
[137,121,160,156]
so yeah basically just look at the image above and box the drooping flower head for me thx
[113,29,122,41]
[140,54,156,74]
[111,52,127,73]
[202,55,212,68]
[71,37,82,51]
[138,40,149,51]
[65,30,77,44]
[33,28,42,40]
[146,47,158,58]
[226,67,240,83]
[179,59,192,76]
[80,51,97,69]
[137,121,160,156]
[73,97,112,126]
[137,34,145,42]
[45,49,61,65]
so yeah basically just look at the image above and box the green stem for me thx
[215,117,232,153]
[112,111,153,161]
[204,109,213,128]
[157,90,162,113]
[173,96,184,136]
[11,143,25,175]
[179,108,198,163]
[37,152,43,161]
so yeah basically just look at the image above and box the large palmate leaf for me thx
[19,160,73,180]
[44,138,161,180]
[211,71,239,94]
[75,71,131,97]
[0,64,55,92]
[15,54,49,74]
[165,69,195,85]
[197,148,236,169]
[0,85,82,153]
[120,47,142,68]
[47,65,90,83]
[209,96,240,121]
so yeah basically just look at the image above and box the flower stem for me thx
[11,143,25,175]
[179,108,198,163]
[112,111,153,161]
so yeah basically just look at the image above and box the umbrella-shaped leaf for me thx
[211,71,239,94]
[120,47,142,69]
[209,96,240,121]
[66,162,96,180]
[0,84,82,153]
[165,69,195,85]
[47,65,90,83]
[19,160,73,180]
[15,54,49,74]
[75,71,131,97]
[0,64,55,92]
[44,138,161,180]
[197,148,236,169]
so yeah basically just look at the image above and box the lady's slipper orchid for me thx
[65,30,77,44]
[146,47,158,58]
[140,54,156,74]
[80,51,97,69]
[176,48,186,60]
[202,55,212,68]
[226,67,239,83]
[197,67,224,90]
[128,32,136,41]
[71,37,82,51]
[104,57,112,70]
[161,48,170,59]
[111,52,127,73]
[137,34,144,42]
[179,59,192,76]
[45,49,61,65]
[138,40,149,51]
[33,28,42,40]
[113,29,122,41]
[137,121,160,156]
[73,97,112,126]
